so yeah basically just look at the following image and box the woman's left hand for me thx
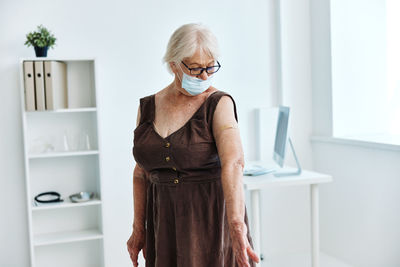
[230,221,260,267]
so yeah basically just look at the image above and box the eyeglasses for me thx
[181,60,221,75]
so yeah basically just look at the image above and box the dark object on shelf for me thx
[34,191,63,203]
[34,46,48,57]
[69,191,96,203]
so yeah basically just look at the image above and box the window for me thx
[330,0,400,144]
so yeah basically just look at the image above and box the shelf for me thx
[21,58,104,266]
[26,107,97,114]
[29,150,99,159]
[32,199,102,211]
[34,229,103,246]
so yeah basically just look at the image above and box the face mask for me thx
[180,72,214,96]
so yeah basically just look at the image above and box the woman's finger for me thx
[129,251,138,267]
[237,247,250,267]
[130,249,138,265]
[127,241,139,266]
[247,246,260,263]
[127,230,145,266]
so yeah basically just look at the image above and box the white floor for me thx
[257,251,354,267]
[137,250,352,267]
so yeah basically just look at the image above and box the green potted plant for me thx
[24,24,57,57]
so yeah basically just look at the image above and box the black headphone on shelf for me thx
[34,191,64,203]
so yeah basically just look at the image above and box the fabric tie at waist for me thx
[148,172,221,185]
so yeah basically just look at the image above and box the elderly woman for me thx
[127,23,260,267]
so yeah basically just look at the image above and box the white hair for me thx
[163,23,220,74]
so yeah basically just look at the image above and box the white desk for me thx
[243,167,332,267]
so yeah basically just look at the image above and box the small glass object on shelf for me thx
[80,130,91,150]
[63,129,92,151]
[63,131,69,151]
[29,136,55,154]
[65,129,80,151]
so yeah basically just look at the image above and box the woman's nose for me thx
[198,71,209,80]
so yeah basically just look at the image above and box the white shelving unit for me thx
[19,58,105,267]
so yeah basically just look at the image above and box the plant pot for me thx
[34,46,48,57]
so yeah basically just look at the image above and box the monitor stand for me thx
[273,137,302,177]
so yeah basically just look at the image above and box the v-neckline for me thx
[151,91,219,140]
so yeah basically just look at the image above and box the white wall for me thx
[313,140,400,267]
[259,0,316,260]
[0,0,318,266]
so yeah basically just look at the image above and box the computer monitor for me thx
[244,106,301,176]
[272,105,302,177]
[273,106,290,167]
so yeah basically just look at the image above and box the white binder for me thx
[44,61,68,110]
[34,61,46,111]
[23,61,36,111]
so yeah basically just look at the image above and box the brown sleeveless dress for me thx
[132,90,256,267]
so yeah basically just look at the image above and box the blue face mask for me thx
[181,72,214,96]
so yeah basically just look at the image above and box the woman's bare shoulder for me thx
[212,90,237,121]
[154,85,170,97]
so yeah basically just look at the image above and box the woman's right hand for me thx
[127,226,146,267]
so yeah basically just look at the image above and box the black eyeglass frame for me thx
[180,60,221,75]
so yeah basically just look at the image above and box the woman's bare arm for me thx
[127,106,148,265]
[212,96,245,228]
[132,106,147,231]
[213,95,259,266]
[133,165,147,230]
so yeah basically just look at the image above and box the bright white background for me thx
[1,0,399,266]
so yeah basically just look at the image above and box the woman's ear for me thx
[169,62,177,74]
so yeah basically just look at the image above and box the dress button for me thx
[165,156,170,162]
[165,142,170,148]
[172,167,177,171]
[174,178,179,184]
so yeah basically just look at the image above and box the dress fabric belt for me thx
[148,172,221,185]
